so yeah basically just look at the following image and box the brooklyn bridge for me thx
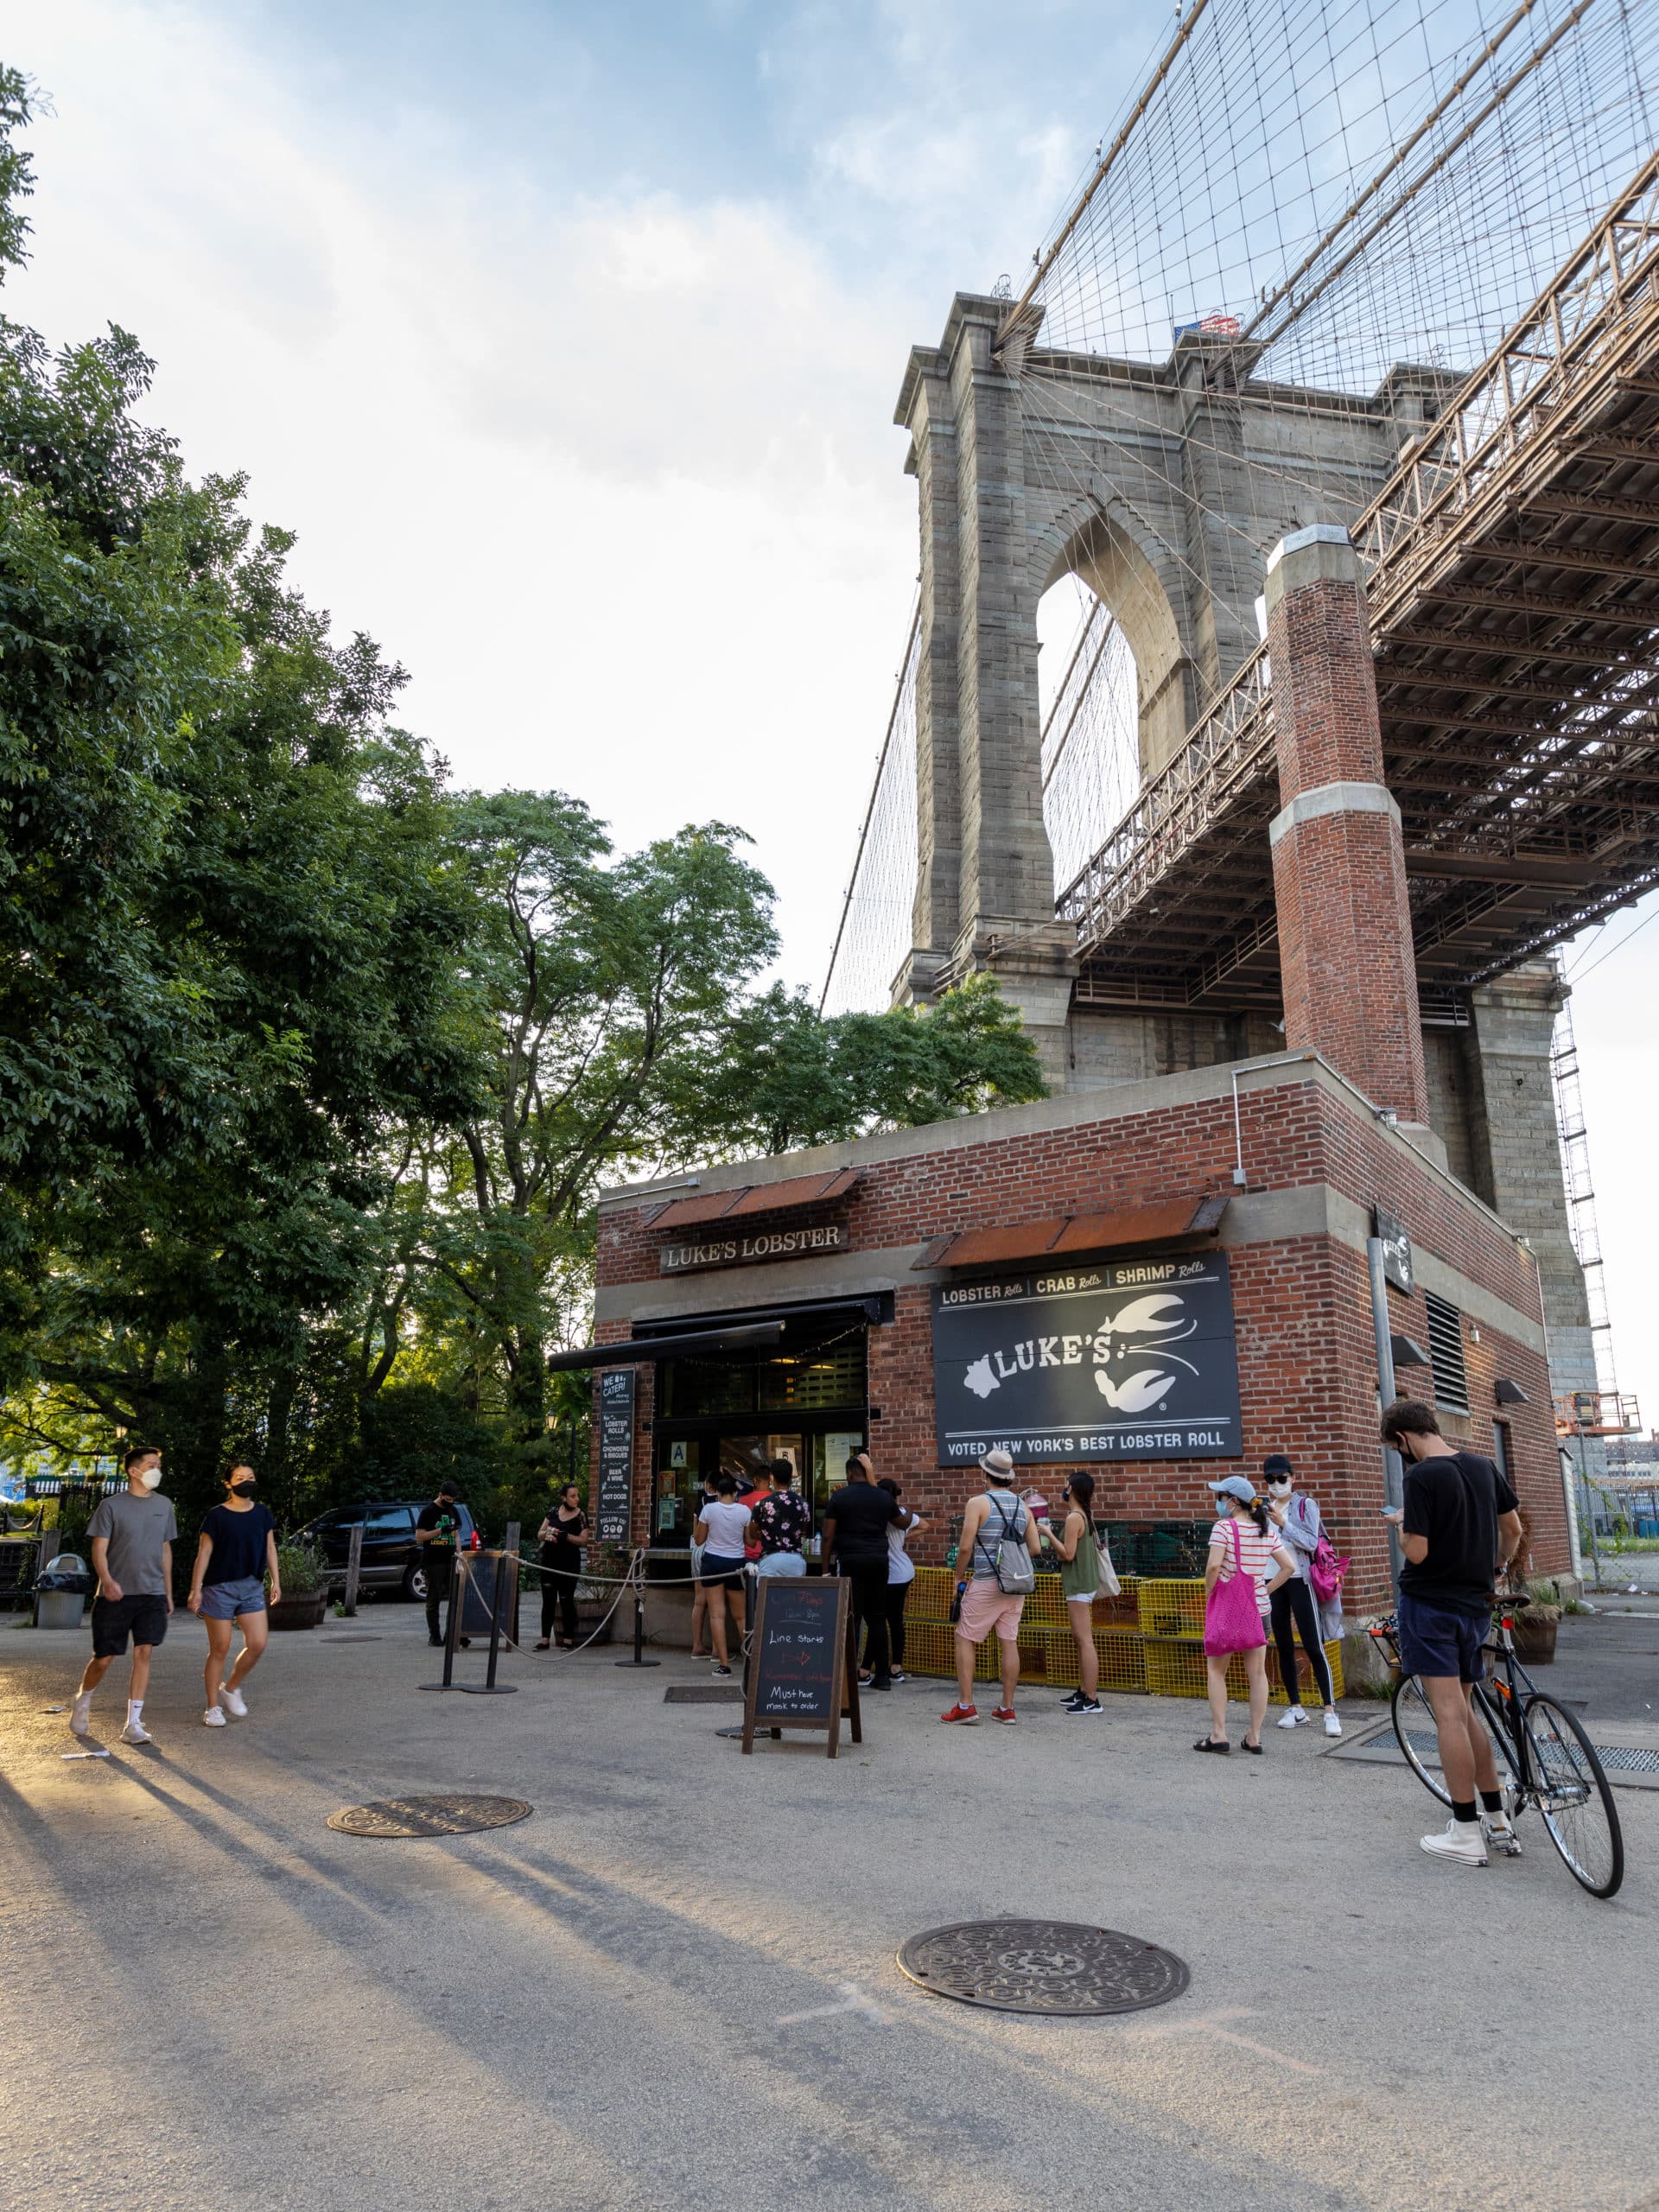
[819,0,1659,1435]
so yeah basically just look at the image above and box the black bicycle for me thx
[1369,1596,1624,1899]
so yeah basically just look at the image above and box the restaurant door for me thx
[645,1300,880,1550]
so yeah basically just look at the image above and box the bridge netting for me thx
[820,0,1659,1013]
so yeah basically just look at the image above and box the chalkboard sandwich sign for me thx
[741,1577,862,1758]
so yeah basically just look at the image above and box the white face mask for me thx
[138,1465,163,1491]
[1268,1479,1292,1499]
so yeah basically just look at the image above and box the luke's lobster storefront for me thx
[578,1055,1565,1654]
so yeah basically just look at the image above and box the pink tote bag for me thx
[1203,1520,1267,1656]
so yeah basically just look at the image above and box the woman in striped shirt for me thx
[1197,1475,1296,1754]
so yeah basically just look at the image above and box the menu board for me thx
[741,1577,860,1758]
[596,1368,636,1543]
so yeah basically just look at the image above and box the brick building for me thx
[593,1051,1563,1629]
[583,527,1573,1656]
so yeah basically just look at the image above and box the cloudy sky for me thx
[9,0,1657,1436]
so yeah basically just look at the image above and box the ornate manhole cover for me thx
[896,1919,1189,2016]
[326,1795,532,1839]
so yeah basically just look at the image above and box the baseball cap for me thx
[1208,1475,1256,1505]
[1262,1453,1294,1479]
[979,1448,1016,1479]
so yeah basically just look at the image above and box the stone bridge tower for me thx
[893,291,1453,1078]
[892,293,1593,1458]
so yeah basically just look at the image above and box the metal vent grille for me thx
[1425,1292,1469,1414]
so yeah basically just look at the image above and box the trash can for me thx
[34,1553,92,1630]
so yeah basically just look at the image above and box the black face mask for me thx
[230,1481,257,1497]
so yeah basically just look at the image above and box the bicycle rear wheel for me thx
[1391,1674,1519,1805]
[1391,1675,1452,1805]
[1523,1694,1624,1898]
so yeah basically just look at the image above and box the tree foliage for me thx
[0,76,1046,1538]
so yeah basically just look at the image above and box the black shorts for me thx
[91,1593,169,1657]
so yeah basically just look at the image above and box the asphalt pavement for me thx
[2,1599,1655,2212]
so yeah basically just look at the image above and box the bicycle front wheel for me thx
[1523,1694,1624,1899]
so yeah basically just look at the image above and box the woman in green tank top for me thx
[1046,1472,1118,1714]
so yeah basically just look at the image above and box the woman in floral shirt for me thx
[751,1458,812,1579]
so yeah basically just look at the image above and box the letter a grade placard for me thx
[741,1577,861,1757]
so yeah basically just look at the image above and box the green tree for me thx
[0,77,485,1523]
[414,794,779,1444]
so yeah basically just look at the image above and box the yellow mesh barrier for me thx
[1044,1628,1148,1693]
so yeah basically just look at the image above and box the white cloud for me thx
[10,0,919,994]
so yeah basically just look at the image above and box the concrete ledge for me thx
[1268,781,1402,846]
[1264,524,1360,609]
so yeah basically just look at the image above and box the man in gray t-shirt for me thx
[71,1446,176,1746]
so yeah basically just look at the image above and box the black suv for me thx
[295,1499,477,1602]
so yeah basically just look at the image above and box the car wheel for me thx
[402,1565,427,1603]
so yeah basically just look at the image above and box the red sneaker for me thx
[991,1707,1018,1725]
[940,1702,979,1725]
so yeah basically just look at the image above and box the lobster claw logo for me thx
[1095,1369,1177,1411]
[960,1289,1200,1408]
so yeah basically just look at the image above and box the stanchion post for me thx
[419,1547,464,1691]
[445,1552,463,1683]
[459,1534,519,1694]
[343,1522,363,1618]
[615,1546,661,1667]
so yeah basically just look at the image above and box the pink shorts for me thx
[957,1577,1026,1643]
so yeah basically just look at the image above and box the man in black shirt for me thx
[1381,1399,1523,1869]
[822,1452,899,1692]
[415,1482,469,1649]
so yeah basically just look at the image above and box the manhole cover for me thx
[896,1919,1189,2016]
[321,1634,383,1644]
[326,1795,532,1839]
[664,1684,745,1703]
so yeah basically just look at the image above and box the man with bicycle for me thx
[1382,1400,1523,1867]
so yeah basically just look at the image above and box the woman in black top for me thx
[537,1484,588,1649]
[187,1461,280,1727]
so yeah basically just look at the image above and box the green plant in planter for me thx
[273,1540,322,1597]
[1522,1576,1564,1623]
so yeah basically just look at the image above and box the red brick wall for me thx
[1268,556,1429,1125]
[595,1071,1564,1607]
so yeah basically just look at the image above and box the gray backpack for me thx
[988,1492,1035,1595]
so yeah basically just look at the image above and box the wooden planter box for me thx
[269,1587,328,1631]
[1512,1615,1559,1665]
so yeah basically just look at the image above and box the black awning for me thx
[632,1294,889,1338]
[546,1321,784,1373]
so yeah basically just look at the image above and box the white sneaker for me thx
[203,1706,227,1727]
[1481,1807,1523,1857]
[69,1695,92,1738]
[1277,1707,1307,1728]
[1421,1819,1488,1868]
[119,1719,153,1745]
[218,1683,248,1718]
[1323,1710,1343,1738]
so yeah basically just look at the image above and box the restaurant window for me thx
[1425,1291,1470,1414]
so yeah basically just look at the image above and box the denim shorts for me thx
[699,1554,747,1591]
[1397,1590,1487,1682]
[200,1577,268,1621]
[754,1552,807,1579]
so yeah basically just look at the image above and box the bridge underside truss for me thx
[1060,152,1659,1016]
